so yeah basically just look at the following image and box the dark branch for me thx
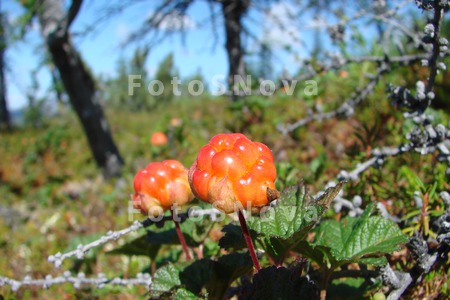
[424,4,445,104]
[65,0,83,30]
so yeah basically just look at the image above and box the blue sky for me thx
[3,0,403,110]
[71,1,231,82]
[4,0,322,110]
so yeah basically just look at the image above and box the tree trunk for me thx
[0,12,11,131]
[37,0,123,178]
[220,0,249,101]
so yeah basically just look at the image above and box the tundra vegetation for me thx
[0,0,450,299]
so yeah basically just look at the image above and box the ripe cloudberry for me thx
[188,133,278,213]
[132,160,194,217]
[150,132,168,146]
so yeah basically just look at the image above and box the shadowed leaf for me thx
[150,253,253,299]
[241,266,319,299]
[219,223,249,250]
[107,234,161,259]
[107,227,199,259]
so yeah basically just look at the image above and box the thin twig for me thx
[338,125,450,182]
[48,220,143,268]
[424,5,445,104]
[0,207,232,291]
[278,62,389,134]
[0,272,152,292]
[48,207,223,267]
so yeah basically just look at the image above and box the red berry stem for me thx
[171,209,192,261]
[238,210,261,271]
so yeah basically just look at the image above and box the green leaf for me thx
[171,288,198,299]
[275,162,301,190]
[107,234,161,259]
[329,277,381,300]
[178,218,215,244]
[150,253,253,299]
[293,241,337,268]
[146,228,198,247]
[205,253,253,299]
[310,152,327,179]
[241,266,319,299]
[414,175,426,191]
[203,239,221,257]
[218,224,248,250]
[428,181,437,202]
[313,203,408,268]
[179,260,214,295]
[359,257,387,266]
[150,263,186,298]
[243,182,345,265]
[107,226,199,259]
[247,182,345,240]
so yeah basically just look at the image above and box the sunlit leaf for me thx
[297,203,408,269]
[247,182,345,240]
[316,203,408,262]
[239,182,345,264]
[150,263,186,298]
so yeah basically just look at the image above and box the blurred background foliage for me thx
[1,54,449,297]
[0,0,450,299]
